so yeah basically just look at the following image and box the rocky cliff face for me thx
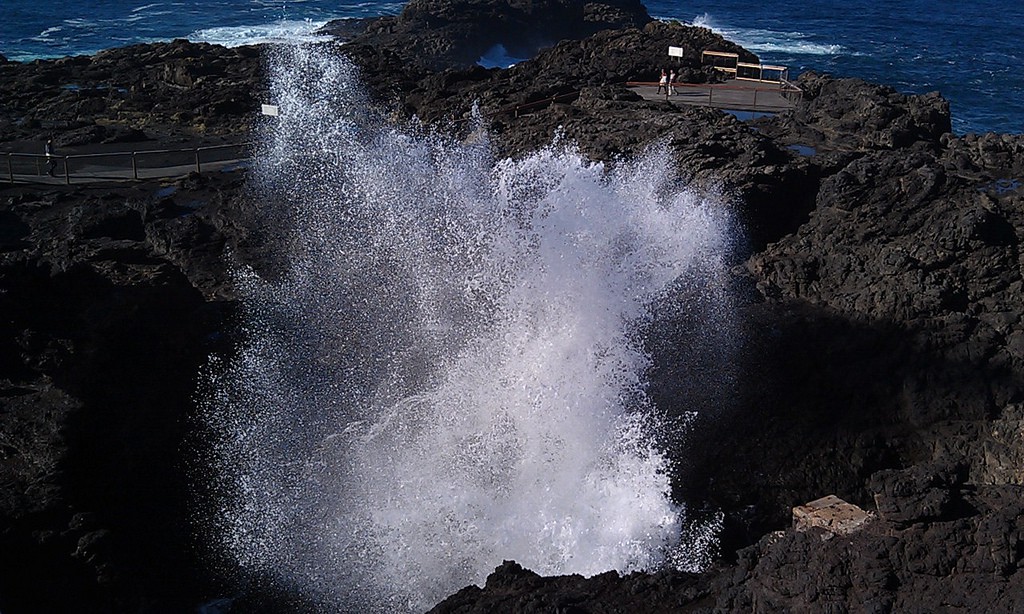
[2,2,1024,613]
[0,173,259,611]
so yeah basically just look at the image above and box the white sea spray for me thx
[201,43,739,612]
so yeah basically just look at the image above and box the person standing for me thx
[45,138,56,177]
[668,70,677,95]
[657,69,668,94]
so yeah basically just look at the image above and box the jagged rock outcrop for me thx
[753,69,952,152]
[0,173,256,612]
[742,130,1024,474]
[336,0,653,71]
[0,40,262,148]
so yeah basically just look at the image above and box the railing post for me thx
[132,151,138,180]
[64,156,70,185]
[753,88,758,110]
[7,154,13,184]
[195,149,201,174]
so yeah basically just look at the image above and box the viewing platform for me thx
[3,142,249,185]
[626,77,800,113]
[628,48,803,114]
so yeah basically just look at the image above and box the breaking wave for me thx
[689,13,843,56]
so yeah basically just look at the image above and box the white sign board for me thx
[668,46,684,57]
[261,104,280,116]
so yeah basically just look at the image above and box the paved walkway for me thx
[628,78,798,113]
[7,159,250,185]
[4,144,250,185]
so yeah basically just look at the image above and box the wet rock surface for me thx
[3,0,1024,612]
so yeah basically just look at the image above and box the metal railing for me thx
[449,91,581,125]
[702,50,740,75]
[779,77,805,104]
[627,79,803,111]
[4,142,252,185]
[503,91,579,118]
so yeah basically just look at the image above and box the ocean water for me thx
[1,0,1019,134]
[645,0,1024,136]
[0,0,404,59]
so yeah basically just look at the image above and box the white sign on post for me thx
[261,104,280,116]
[668,46,684,57]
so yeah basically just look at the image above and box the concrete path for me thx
[4,144,250,185]
[7,159,250,185]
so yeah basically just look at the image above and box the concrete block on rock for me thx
[793,495,874,537]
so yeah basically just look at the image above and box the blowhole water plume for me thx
[201,44,738,612]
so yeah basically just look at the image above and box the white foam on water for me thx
[62,18,98,28]
[187,19,333,47]
[131,3,163,13]
[478,44,527,69]
[343,1,405,15]
[688,12,843,56]
[201,44,737,613]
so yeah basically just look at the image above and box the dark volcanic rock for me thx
[0,174,257,612]
[713,483,1024,613]
[754,70,952,152]
[869,463,964,527]
[715,128,1024,541]
[0,40,263,148]
[315,17,377,41]
[431,560,712,614]
[348,0,653,71]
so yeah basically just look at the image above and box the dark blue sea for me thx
[1,0,1020,134]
